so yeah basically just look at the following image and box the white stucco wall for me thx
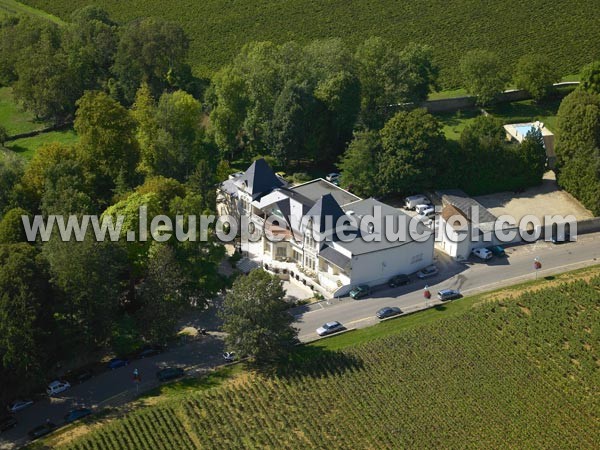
[340,236,434,294]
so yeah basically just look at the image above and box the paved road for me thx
[0,335,226,450]
[1,233,598,449]
[293,232,600,341]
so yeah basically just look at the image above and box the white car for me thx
[404,195,430,210]
[326,172,340,182]
[46,380,71,396]
[7,399,34,413]
[316,321,344,336]
[223,352,236,363]
[472,248,493,260]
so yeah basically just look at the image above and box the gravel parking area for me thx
[474,171,593,222]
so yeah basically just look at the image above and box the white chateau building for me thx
[218,159,434,297]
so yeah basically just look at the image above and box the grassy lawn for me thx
[0,87,50,136]
[484,88,576,132]
[0,0,64,24]
[435,84,577,140]
[5,129,78,160]
[140,364,243,401]
[435,108,481,140]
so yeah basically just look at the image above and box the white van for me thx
[404,195,430,210]
[415,204,435,216]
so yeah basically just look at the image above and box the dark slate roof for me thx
[319,245,351,271]
[437,189,497,224]
[304,194,347,234]
[291,179,361,206]
[242,158,284,200]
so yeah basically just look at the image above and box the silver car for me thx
[417,265,439,279]
[316,321,344,336]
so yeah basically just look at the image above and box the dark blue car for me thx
[64,408,92,424]
[107,358,128,369]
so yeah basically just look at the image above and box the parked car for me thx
[417,266,439,279]
[349,284,371,299]
[74,370,93,384]
[106,358,129,370]
[472,248,493,260]
[404,195,430,210]
[376,306,402,319]
[326,172,340,182]
[437,289,462,301]
[487,245,506,256]
[316,321,344,336]
[64,408,92,424]
[388,274,410,287]
[0,415,17,432]
[156,367,185,382]
[46,380,71,396]
[28,422,56,440]
[7,399,33,413]
[136,345,163,359]
[415,204,436,217]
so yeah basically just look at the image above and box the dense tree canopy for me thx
[579,61,600,95]
[337,130,382,197]
[379,108,445,194]
[221,270,297,363]
[75,90,140,202]
[209,38,434,164]
[0,244,53,395]
[112,17,191,104]
[555,89,600,215]
[514,54,559,102]
[460,50,508,105]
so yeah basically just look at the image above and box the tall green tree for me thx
[520,128,548,184]
[460,50,508,105]
[314,70,361,161]
[62,6,118,93]
[0,207,30,244]
[268,81,314,165]
[0,154,23,215]
[40,158,94,216]
[514,54,559,102]
[221,270,297,364]
[555,89,600,215]
[75,91,140,202]
[337,130,382,197]
[378,109,445,194]
[354,37,405,128]
[580,61,600,95]
[0,244,52,390]
[0,16,55,86]
[113,17,191,103]
[13,29,78,122]
[44,236,128,348]
[154,90,205,180]
[136,243,189,344]
[399,42,439,102]
[354,38,437,128]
